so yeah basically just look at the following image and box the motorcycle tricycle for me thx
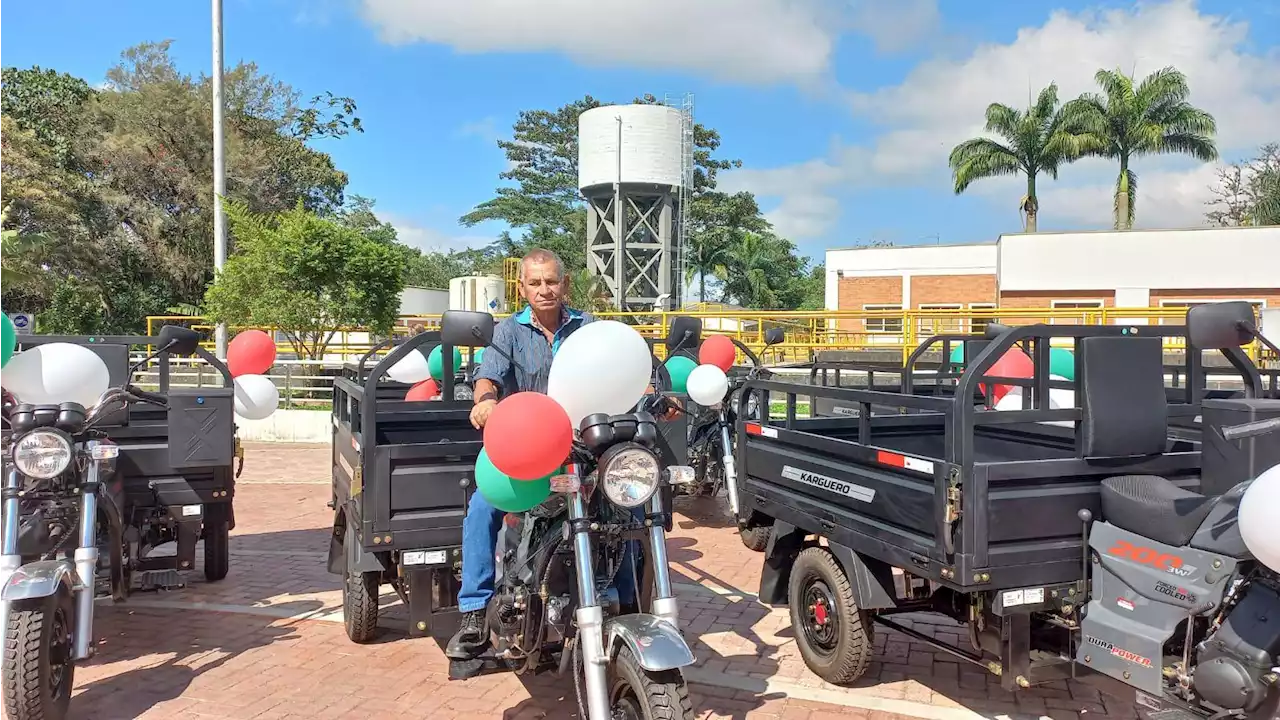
[0,325,223,720]
[442,311,699,720]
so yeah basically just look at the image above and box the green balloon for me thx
[1,313,15,369]
[473,347,486,367]
[948,343,965,367]
[474,448,552,513]
[1049,347,1075,381]
[428,344,464,381]
[664,355,698,393]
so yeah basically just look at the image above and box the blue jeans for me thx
[458,490,643,613]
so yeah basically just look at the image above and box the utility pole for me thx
[212,0,228,358]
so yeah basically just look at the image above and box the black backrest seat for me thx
[1078,336,1168,458]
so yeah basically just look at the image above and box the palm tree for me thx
[948,83,1084,232]
[1062,67,1218,229]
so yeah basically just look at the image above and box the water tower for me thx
[578,101,693,310]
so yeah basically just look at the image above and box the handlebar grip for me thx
[1221,416,1280,442]
[127,385,169,407]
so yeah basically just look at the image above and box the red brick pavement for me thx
[44,445,1146,719]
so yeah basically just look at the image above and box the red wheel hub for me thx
[813,600,829,625]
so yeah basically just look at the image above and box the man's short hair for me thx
[520,249,565,280]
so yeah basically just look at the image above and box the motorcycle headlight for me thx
[599,444,661,508]
[13,430,74,480]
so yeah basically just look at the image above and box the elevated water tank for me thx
[578,104,686,192]
[449,275,506,314]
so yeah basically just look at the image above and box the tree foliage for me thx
[1062,67,1218,229]
[1205,144,1280,227]
[0,42,444,334]
[204,202,406,359]
[948,83,1087,232]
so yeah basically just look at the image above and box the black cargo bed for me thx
[739,323,1264,593]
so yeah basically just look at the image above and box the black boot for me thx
[445,609,489,660]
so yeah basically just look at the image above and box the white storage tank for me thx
[398,287,449,316]
[578,104,686,192]
[449,275,506,314]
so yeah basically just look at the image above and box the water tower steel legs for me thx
[585,187,679,311]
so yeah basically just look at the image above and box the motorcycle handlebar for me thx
[1221,416,1280,442]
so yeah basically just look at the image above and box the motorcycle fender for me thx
[605,613,695,672]
[1,560,81,602]
[327,503,382,575]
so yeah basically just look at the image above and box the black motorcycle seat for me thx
[1100,475,1218,548]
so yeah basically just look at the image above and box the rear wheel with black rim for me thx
[342,522,380,643]
[788,546,873,685]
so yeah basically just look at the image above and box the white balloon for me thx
[686,364,730,407]
[233,374,280,420]
[1240,463,1280,573]
[547,320,652,428]
[387,349,431,384]
[0,343,111,407]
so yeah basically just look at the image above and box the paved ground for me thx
[49,444,1147,720]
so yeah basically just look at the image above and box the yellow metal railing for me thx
[146,305,1272,365]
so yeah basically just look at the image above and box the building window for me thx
[968,303,997,334]
[1158,299,1265,325]
[864,304,903,333]
[918,304,963,336]
[1050,299,1105,324]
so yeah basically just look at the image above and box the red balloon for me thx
[405,379,439,401]
[483,392,573,481]
[698,334,736,371]
[227,330,277,377]
[984,349,1034,403]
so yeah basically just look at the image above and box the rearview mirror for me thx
[441,310,495,347]
[666,316,702,353]
[763,328,784,346]
[1187,301,1255,349]
[158,325,202,356]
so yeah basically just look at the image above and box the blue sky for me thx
[4,0,1278,265]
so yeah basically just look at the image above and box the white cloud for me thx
[457,117,500,143]
[725,0,1280,239]
[383,213,493,253]
[359,0,939,86]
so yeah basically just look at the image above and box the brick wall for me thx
[837,275,903,333]
[911,274,997,306]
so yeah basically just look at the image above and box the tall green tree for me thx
[1,41,371,334]
[1063,67,1218,229]
[948,83,1083,232]
[204,202,406,359]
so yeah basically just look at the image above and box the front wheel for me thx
[609,646,694,720]
[2,588,77,720]
[739,524,772,552]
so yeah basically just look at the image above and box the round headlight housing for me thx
[599,444,661,508]
[13,430,74,480]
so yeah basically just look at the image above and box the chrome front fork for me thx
[646,491,679,627]
[0,466,23,642]
[568,489,611,720]
[72,459,100,661]
[718,415,740,516]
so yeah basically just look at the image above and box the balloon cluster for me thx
[474,320,656,512]
[661,333,734,406]
[949,342,1076,405]
[390,343,462,401]
[227,330,281,420]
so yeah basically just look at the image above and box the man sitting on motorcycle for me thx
[448,248,676,661]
